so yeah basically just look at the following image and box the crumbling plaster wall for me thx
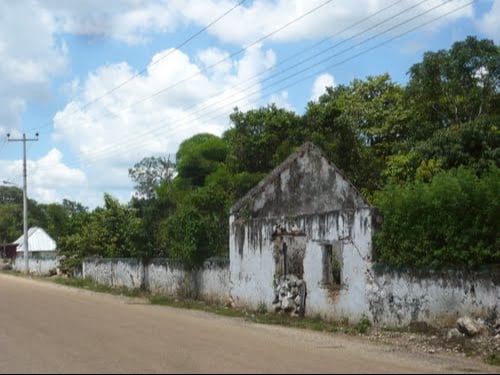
[229,209,374,321]
[235,146,367,220]
[367,270,500,326]
[229,142,374,320]
[82,258,230,303]
[83,258,143,289]
[13,256,58,276]
[229,216,277,309]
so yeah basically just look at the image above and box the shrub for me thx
[373,167,499,270]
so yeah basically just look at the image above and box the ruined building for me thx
[229,142,378,320]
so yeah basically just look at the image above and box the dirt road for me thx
[0,273,495,374]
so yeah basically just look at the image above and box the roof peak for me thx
[230,142,369,215]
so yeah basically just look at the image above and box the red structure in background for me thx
[1,244,17,259]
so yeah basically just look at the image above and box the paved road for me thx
[0,274,495,374]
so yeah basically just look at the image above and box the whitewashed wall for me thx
[83,258,144,289]
[229,209,374,322]
[83,258,230,303]
[81,251,498,326]
[367,270,500,326]
[229,217,277,310]
[13,256,58,275]
[196,259,231,303]
[145,260,187,296]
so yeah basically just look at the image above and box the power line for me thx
[60,0,451,164]
[28,0,247,132]
[33,1,473,174]
[52,0,338,131]
[70,0,413,131]
[49,0,416,161]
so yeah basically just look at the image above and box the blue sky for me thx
[0,0,498,208]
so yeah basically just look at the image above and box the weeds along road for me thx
[0,273,495,374]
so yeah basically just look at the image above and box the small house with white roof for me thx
[14,227,57,258]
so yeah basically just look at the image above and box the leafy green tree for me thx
[304,76,409,195]
[304,85,365,185]
[0,186,23,243]
[176,133,229,186]
[128,156,175,199]
[225,104,303,174]
[159,184,230,267]
[406,36,499,133]
[374,167,500,270]
[416,116,500,175]
[0,203,22,244]
[58,194,148,268]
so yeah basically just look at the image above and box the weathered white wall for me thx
[145,260,186,296]
[13,256,58,275]
[83,258,143,289]
[366,270,500,326]
[83,258,230,303]
[196,259,231,303]
[229,209,374,322]
[229,217,278,310]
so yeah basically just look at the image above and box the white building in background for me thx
[14,227,57,258]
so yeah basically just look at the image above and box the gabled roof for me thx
[14,227,56,252]
[231,142,370,218]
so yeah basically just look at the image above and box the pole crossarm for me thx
[6,132,39,274]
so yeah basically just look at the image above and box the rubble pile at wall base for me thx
[272,275,306,317]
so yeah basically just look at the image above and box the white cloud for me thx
[35,0,475,47]
[477,0,500,43]
[0,148,86,204]
[179,0,474,45]
[269,91,295,112]
[0,0,476,132]
[0,1,68,130]
[197,48,233,77]
[310,73,336,102]
[53,46,276,198]
[30,149,86,189]
[45,0,180,45]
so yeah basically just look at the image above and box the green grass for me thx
[50,277,145,299]
[485,352,500,367]
[149,295,245,318]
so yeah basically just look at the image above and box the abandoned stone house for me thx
[229,142,377,321]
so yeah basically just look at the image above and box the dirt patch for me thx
[364,324,500,367]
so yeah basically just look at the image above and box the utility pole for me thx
[7,132,39,274]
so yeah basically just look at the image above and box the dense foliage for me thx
[374,167,499,270]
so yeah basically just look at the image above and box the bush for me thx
[374,167,499,270]
[162,185,230,267]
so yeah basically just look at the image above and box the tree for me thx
[159,184,230,267]
[224,104,303,174]
[416,115,500,176]
[58,194,149,268]
[303,76,411,196]
[128,156,175,199]
[176,133,229,187]
[0,186,23,243]
[373,167,500,270]
[406,36,500,133]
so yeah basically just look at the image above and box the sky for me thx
[0,0,498,209]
